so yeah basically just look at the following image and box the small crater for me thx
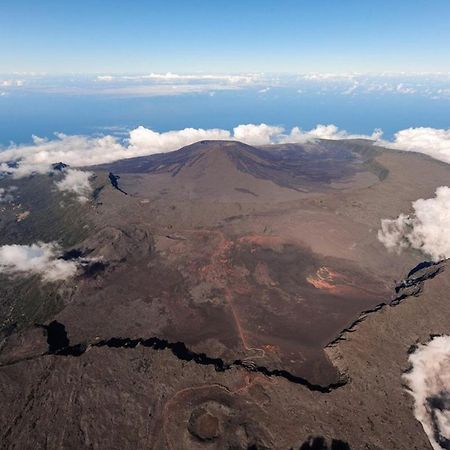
[188,410,222,441]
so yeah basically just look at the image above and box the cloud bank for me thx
[1,122,450,183]
[295,72,450,99]
[378,186,450,261]
[283,124,383,143]
[233,123,284,145]
[54,169,94,203]
[0,242,78,281]
[128,125,231,152]
[404,336,450,450]
[6,72,450,99]
[96,72,260,84]
[0,123,383,178]
[385,127,450,164]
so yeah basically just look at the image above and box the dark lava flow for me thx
[299,437,351,450]
[327,260,445,347]
[57,249,107,278]
[39,321,86,356]
[3,260,445,394]
[108,172,128,195]
[40,324,346,393]
[83,261,107,278]
[395,260,444,299]
[59,248,83,261]
[407,260,439,277]
[52,162,69,172]
[42,321,69,353]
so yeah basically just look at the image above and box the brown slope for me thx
[23,140,392,387]
[96,139,382,202]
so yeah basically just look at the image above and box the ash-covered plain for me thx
[1,139,450,449]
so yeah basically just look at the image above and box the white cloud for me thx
[0,122,440,182]
[96,72,261,84]
[0,123,384,178]
[128,126,231,153]
[378,213,412,252]
[57,84,239,97]
[146,72,260,84]
[378,186,450,261]
[298,72,357,81]
[293,73,450,98]
[0,242,78,281]
[4,122,450,182]
[404,336,450,450]
[0,133,125,176]
[87,73,265,96]
[282,124,383,143]
[396,83,416,94]
[3,72,450,98]
[383,127,450,165]
[0,79,24,87]
[233,123,283,145]
[96,75,114,82]
[0,186,17,203]
[54,169,94,203]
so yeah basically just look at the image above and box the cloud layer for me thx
[3,72,450,99]
[96,72,260,84]
[1,122,450,187]
[0,242,78,281]
[404,336,450,450]
[0,123,383,178]
[378,186,450,261]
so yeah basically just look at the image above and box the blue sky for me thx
[2,0,450,74]
[2,1,450,146]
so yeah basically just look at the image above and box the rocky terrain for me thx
[1,139,450,449]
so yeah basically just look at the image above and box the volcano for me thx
[1,139,450,449]
[98,139,384,199]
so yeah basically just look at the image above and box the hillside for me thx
[1,139,449,449]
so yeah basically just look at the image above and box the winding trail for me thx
[197,230,266,359]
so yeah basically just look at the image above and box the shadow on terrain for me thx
[299,436,350,450]
[36,321,346,392]
[108,172,128,195]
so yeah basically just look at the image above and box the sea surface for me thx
[1,87,450,145]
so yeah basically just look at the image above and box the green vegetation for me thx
[0,173,94,333]
[0,173,92,246]
[0,275,69,332]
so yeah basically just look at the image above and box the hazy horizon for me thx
[1,71,450,145]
